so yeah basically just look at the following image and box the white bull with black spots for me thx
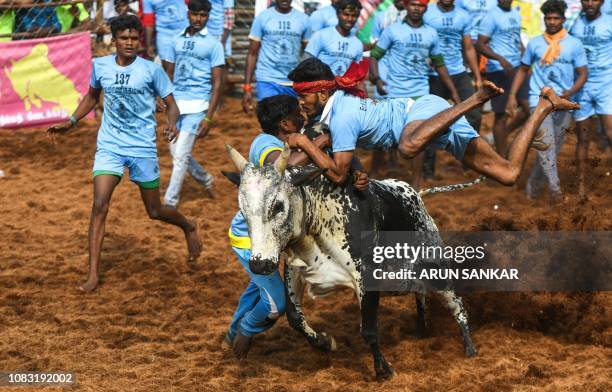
[225,144,477,380]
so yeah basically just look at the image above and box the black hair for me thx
[188,0,212,13]
[540,0,567,16]
[287,58,335,83]
[114,0,129,6]
[110,14,142,37]
[256,95,300,135]
[335,0,363,12]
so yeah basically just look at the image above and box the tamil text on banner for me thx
[0,32,91,129]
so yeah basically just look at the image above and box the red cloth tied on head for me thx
[292,58,370,99]
[403,0,429,6]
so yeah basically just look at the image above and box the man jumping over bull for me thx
[283,57,579,188]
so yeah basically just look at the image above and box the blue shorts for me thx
[93,148,160,187]
[256,81,297,101]
[573,82,612,121]
[177,111,206,135]
[398,94,479,161]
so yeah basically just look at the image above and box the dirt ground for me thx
[0,98,610,391]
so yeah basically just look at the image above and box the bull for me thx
[225,144,477,380]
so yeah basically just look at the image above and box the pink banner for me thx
[0,32,91,129]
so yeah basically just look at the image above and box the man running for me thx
[163,0,225,206]
[570,0,612,200]
[506,0,587,202]
[284,57,578,188]
[305,0,364,76]
[47,15,201,292]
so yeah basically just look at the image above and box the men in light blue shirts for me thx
[163,0,225,207]
[242,0,310,112]
[207,0,234,57]
[47,15,201,293]
[309,0,340,32]
[506,0,588,201]
[570,0,612,200]
[457,0,496,41]
[305,0,364,76]
[143,0,189,71]
[423,0,484,179]
[370,0,461,189]
[476,0,529,156]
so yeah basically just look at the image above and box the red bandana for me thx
[292,59,370,99]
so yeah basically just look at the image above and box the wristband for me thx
[203,116,214,124]
[242,84,253,92]
[69,115,78,126]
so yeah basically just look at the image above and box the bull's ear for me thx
[290,166,326,186]
[222,171,241,187]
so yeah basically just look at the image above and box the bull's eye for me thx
[269,201,284,219]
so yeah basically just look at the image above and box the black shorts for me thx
[485,69,529,114]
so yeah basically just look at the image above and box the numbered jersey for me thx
[90,55,173,158]
[570,14,612,85]
[478,6,522,73]
[376,22,442,98]
[457,0,496,40]
[305,26,363,76]
[249,7,310,84]
[424,3,471,75]
[143,0,188,37]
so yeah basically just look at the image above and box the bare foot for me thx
[232,330,252,360]
[184,222,201,261]
[476,80,504,102]
[540,87,580,111]
[79,276,99,293]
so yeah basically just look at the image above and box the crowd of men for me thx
[43,0,610,359]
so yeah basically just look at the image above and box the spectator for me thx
[305,0,363,76]
[457,0,496,42]
[207,0,234,57]
[476,0,528,157]
[507,0,587,202]
[309,0,340,32]
[56,3,90,33]
[242,0,310,112]
[0,0,19,42]
[143,0,189,70]
[15,0,61,37]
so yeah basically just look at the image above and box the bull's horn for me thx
[225,144,248,171]
[274,144,291,175]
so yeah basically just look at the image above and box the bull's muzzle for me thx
[249,256,278,275]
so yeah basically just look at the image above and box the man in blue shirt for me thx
[163,0,225,207]
[457,0,496,41]
[570,0,612,201]
[47,15,201,293]
[309,0,341,32]
[286,57,579,191]
[506,0,588,201]
[207,0,234,56]
[370,0,461,189]
[305,0,364,76]
[242,0,310,112]
[423,0,484,179]
[143,0,189,70]
[476,0,529,156]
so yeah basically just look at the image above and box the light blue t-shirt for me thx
[90,56,173,158]
[424,3,471,75]
[167,28,225,102]
[376,22,442,98]
[309,4,337,32]
[230,133,284,240]
[329,91,408,152]
[207,0,233,36]
[249,7,310,84]
[603,0,612,16]
[143,0,188,37]
[570,14,612,85]
[457,0,496,40]
[305,26,363,76]
[521,34,587,107]
[478,6,522,73]
[371,5,404,41]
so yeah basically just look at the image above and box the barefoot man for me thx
[47,15,201,292]
[283,58,579,187]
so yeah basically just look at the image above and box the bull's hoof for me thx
[464,345,477,358]
[313,332,337,352]
[375,363,395,381]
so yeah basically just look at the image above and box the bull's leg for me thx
[435,290,477,357]
[284,264,337,352]
[415,293,428,338]
[361,291,394,380]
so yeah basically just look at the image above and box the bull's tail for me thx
[418,176,485,197]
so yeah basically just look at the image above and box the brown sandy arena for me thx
[0,98,610,391]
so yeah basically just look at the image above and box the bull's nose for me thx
[249,258,277,275]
